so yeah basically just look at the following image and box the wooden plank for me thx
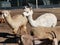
[33,8,60,20]
[57,21,60,26]
[0,8,60,20]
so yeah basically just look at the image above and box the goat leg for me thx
[21,34,33,45]
[53,38,58,45]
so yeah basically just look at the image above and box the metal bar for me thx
[17,0,19,7]
[36,0,38,8]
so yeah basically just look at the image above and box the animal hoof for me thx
[13,30,17,34]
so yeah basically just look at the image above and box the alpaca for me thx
[31,26,60,45]
[23,7,57,27]
[2,10,28,34]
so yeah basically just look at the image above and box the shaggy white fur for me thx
[23,7,57,27]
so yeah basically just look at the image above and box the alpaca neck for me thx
[28,14,36,27]
[5,14,13,26]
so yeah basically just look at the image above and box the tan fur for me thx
[21,34,33,45]
[32,26,60,41]
[2,10,28,34]
[31,26,60,45]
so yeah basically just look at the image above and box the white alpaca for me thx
[2,10,28,34]
[23,7,57,27]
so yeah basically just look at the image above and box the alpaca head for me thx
[23,6,33,16]
[2,10,10,18]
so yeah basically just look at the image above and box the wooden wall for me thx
[8,8,60,26]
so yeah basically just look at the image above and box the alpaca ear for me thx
[30,7,32,10]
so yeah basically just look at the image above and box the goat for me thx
[31,26,60,45]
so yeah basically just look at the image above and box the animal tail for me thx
[52,21,57,27]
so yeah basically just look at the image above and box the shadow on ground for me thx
[1,32,60,45]
[0,32,20,43]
